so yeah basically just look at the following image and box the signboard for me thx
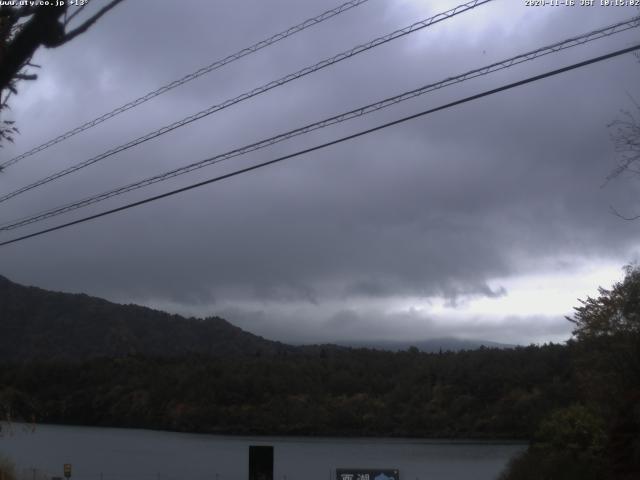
[249,445,273,480]
[336,469,399,480]
[63,464,72,479]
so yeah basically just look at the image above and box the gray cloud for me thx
[209,302,574,345]
[1,0,639,343]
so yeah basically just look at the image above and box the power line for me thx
[2,14,637,232]
[0,0,373,170]
[0,0,493,204]
[1,42,638,248]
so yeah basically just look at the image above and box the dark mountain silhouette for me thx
[0,274,510,362]
[0,275,293,360]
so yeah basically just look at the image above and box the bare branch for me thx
[626,91,640,110]
[606,102,640,184]
[609,205,640,221]
[1,89,12,106]
[56,0,124,46]
[14,73,37,81]
[64,3,89,27]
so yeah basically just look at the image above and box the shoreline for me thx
[3,421,529,445]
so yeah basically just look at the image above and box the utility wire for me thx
[1,42,638,248]
[0,0,373,170]
[0,0,493,204]
[2,15,638,232]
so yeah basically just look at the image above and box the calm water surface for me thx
[0,424,524,480]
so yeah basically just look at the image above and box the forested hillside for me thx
[0,344,573,439]
[0,275,293,359]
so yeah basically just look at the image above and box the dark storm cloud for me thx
[1,0,639,342]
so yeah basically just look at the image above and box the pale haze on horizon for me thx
[0,0,639,345]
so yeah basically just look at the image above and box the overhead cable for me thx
[0,0,373,170]
[0,0,493,203]
[2,15,638,232]
[1,42,638,248]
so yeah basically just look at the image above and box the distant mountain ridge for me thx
[0,275,293,360]
[338,338,514,353]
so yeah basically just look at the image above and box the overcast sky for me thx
[1,0,639,345]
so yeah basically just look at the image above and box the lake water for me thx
[0,424,525,480]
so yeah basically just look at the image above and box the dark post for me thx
[248,445,274,480]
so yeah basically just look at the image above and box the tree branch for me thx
[609,205,640,221]
[55,0,124,46]
[14,73,37,81]
[64,3,88,26]
[0,6,66,91]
